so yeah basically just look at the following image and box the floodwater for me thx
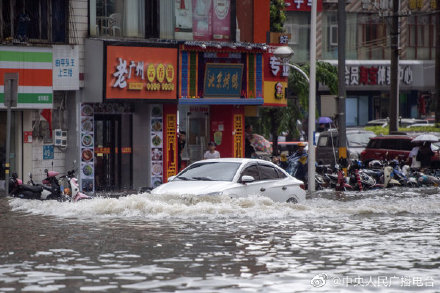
[1,189,440,292]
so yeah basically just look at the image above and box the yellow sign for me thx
[166,65,174,83]
[166,114,177,180]
[233,114,243,158]
[147,64,156,82]
[263,81,288,106]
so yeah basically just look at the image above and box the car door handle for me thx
[260,188,266,192]
[282,186,287,190]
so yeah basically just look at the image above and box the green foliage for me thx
[270,0,286,32]
[257,62,338,143]
[364,126,440,136]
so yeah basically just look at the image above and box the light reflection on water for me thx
[0,188,439,292]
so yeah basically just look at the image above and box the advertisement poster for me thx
[106,46,178,100]
[175,0,193,39]
[212,0,230,41]
[192,0,212,40]
[80,103,94,193]
[150,104,163,188]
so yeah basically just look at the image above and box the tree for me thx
[259,62,338,154]
[270,0,286,33]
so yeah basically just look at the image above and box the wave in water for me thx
[8,190,440,220]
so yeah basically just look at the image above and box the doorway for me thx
[94,114,132,191]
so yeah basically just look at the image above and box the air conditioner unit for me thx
[54,129,67,147]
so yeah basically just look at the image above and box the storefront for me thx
[0,46,54,189]
[177,42,265,166]
[320,60,436,126]
[83,41,178,192]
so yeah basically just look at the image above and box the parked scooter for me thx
[9,172,57,200]
[59,169,92,202]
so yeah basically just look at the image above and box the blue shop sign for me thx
[43,145,54,160]
[204,63,243,98]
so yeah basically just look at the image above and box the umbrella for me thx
[317,117,332,124]
[412,134,439,143]
[250,134,272,153]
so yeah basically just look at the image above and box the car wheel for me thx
[286,197,298,204]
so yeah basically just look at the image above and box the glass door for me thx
[94,115,121,191]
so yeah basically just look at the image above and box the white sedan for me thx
[151,158,306,203]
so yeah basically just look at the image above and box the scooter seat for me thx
[20,184,43,193]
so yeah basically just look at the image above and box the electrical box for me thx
[54,129,67,147]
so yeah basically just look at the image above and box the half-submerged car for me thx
[151,158,306,203]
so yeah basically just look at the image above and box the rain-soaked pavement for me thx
[0,188,439,292]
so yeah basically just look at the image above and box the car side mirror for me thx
[168,175,176,182]
[241,175,255,183]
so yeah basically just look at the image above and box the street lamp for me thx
[273,35,317,193]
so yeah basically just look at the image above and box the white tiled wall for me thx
[69,0,89,86]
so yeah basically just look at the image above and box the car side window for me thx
[259,164,279,180]
[275,168,287,178]
[240,165,260,182]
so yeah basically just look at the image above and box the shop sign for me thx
[150,105,164,188]
[79,104,94,193]
[345,65,414,86]
[263,45,288,107]
[52,45,79,90]
[165,113,177,180]
[0,47,53,109]
[203,63,243,98]
[106,46,177,100]
[284,0,323,12]
[409,0,437,9]
[233,114,243,158]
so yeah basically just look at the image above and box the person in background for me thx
[286,142,308,182]
[408,144,421,169]
[279,153,289,170]
[204,142,220,159]
[417,141,434,169]
[244,124,256,158]
[177,131,186,171]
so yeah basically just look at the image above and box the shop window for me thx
[358,15,389,60]
[0,0,66,43]
[89,0,145,38]
[407,15,435,60]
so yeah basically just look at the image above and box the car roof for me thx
[319,129,375,136]
[370,135,414,140]
[200,158,273,165]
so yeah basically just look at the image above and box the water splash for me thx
[8,188,440,220]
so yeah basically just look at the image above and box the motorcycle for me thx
[9,172,56,200]
[59,169,92,202]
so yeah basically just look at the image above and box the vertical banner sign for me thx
[52,45,80,90]
[150,104,164,188]
[165,113,177,182]
[79,104,94,193]
[233,114,244,158]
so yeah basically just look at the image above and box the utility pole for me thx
[389,0,400,133]
[435,0,440,125]
[3,73,18,197]
[337,0,347,172]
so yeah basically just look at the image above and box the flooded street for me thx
[1,189,440,292]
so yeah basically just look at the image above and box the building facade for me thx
[1,0,276,193]
[284,0,438,126]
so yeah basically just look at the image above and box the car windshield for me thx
[348,133,375,147]
[176,162,241,182]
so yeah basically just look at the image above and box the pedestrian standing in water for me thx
[417,141,434,169]
[204,142,220,159]
[244,124,256,158]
